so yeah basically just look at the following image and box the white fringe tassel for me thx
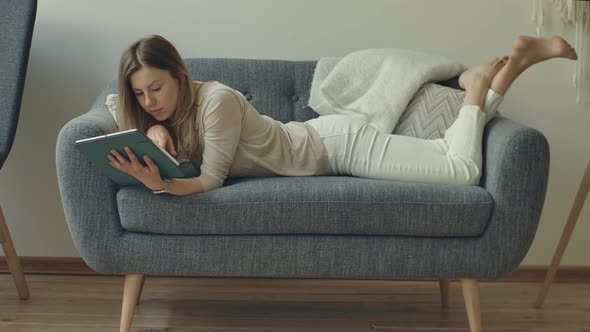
[533,0,589,104]
[534,0,545,36]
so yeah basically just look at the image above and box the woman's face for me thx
[129,66,180,121]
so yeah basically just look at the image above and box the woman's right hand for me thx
[147,124,177,157]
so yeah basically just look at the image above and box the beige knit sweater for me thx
[193,81,330,192]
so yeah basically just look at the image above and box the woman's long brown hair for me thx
[117,35,200,160]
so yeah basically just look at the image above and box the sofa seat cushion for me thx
[117,176,493,237]
[117,176,494,237]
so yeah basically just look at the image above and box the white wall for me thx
[1,0,589,265]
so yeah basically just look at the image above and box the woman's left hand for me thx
[108,147,165,190]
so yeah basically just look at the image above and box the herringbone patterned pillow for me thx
[393,83,465,139]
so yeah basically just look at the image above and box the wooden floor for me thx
[1,274,589,331]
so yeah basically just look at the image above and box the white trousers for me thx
[306,89,504,185]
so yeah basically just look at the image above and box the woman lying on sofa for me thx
[107,34,577,195]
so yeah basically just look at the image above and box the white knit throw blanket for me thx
[532,0,590,103]
[309,48,465,134]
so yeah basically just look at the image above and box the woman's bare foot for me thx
[460,56,507,108]
[510,35,578,69]
[459,56,507,90]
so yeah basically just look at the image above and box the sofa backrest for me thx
[184,58,462,124]
[185,58,319,123]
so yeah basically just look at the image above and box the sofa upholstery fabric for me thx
[56,58,549,280]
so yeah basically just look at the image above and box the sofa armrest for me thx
[56,89,123,272]
[479,116,550,274]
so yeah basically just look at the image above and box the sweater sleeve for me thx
[196,91,243,192]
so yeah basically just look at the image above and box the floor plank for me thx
[1,274,589,331]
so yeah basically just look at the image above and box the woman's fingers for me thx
[107,154,120,169]
[147,125,176,156]
[143,155,159,173]
[110,149,129,166]
[107,148,163,190]
[124,147,140,164]
[109,148,162,184]
[165,139,177,156]
[110,148,142,172]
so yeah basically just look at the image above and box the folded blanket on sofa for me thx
[309,48,466,134]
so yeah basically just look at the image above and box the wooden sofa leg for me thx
[461,279,483,332]
[120,274,144,332]
[439,279,451,308]
[136,275,146,305]
[0,205,30,300]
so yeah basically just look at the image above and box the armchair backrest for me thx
[0,0,37,168]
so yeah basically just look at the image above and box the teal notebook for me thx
[75,129,186,186]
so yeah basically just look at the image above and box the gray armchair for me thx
[57,58,549,332]
[0,0,37,300]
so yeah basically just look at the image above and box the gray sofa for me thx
[56,58,549,332]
